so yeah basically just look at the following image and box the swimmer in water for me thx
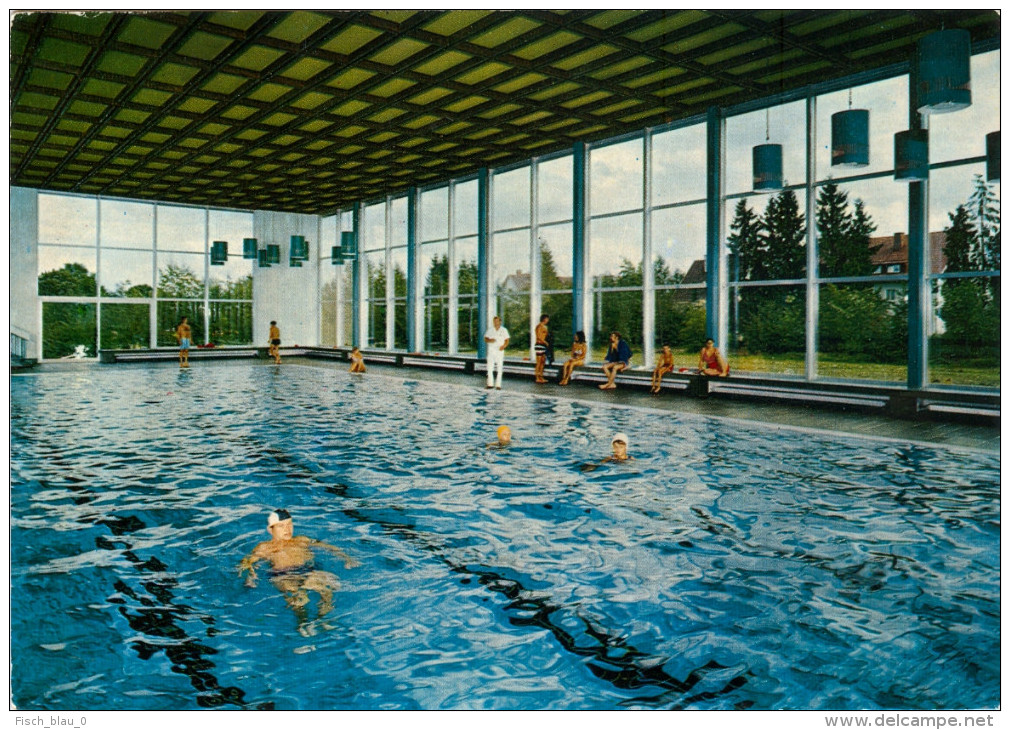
[238,509,359,634]
[581,432,633,471]
[349,347,366,373]
[487,425,511,449]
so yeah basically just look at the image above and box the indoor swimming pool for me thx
[10,363,1000,710]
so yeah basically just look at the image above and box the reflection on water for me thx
[10,364,1000,710]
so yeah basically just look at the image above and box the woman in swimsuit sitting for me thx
[558,331,587,386]
[650,344,675,393]
[698,338,729,376]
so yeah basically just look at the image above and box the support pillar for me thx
[477,168,490,359]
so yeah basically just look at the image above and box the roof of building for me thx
[10,10,1000,214]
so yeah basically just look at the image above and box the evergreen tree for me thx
[727,199,764,281]
[816,182,880,278]
[762,189,806,279]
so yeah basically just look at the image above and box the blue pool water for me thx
[10,363,1000,710]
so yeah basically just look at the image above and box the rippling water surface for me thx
[10,364,1000,710]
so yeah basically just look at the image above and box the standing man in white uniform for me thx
[483,315,510,389]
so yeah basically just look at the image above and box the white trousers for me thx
[486,349,504,387]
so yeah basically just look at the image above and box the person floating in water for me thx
[175,316,192,368]
[349,347,366,373]
[487,425,511,449]
[238,509,359,635]
[268,321,282,364]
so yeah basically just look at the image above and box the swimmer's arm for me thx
[311,539,361,569]
[238,550,264,587]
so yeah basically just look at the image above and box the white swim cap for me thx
[268,508,292,526]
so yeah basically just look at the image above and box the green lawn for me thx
[583,346,999,388]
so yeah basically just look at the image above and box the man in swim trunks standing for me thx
[239,509,359,634]
[483,315,510,390]
[268,321,281,364]
[534,314,550,384]
[175,316,192,368]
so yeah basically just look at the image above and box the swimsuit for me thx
[179,338,190,350]
[271,339,281,346]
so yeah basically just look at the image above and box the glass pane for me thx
[815,75,908,177]
[100,249,153,297]
[157,302,203,347]
[39,194,96,246]
[368,302,386,348]
[421,186,449,242]
[38,247,97,296]
[320,215,337,252]
[538,155,572,224]
[541,291,572,357]
[590,138,643,216]
[591,290,643,361]
[493,290,528,355]
[494,229,530,292]
[652,124,706,206]
[157,253,204,298]
[100,302,149,349]
[725,100,805,196]
[320,297,337,348]
[389,197,408,247]
[729,284,805,375]
[101,199,154,249]
[208,258,252,300]
[454,180,478,237]
[208,209,254,259]
[456,236,479,301]
[929,164,998,273]
[929,51,999,165]
[393,299,408,349]
[726,190,807,282]
[362,203,385,251]
[421,241,449,299]
[423,296,450,352]
[157,204,205,253]
[493,166,530,231]
[366,250,385,300]
[818,282,907,382]
[209,301,253,345]
[390,247,408,298]
[457,294,479,353]
[653,203,705,285]
[539,222,573,284]
[814,179,906,279]
[339,265,354,348]
[589,212,643,279]
[930,276,999,387]
[42,302,96,359]
[655,288,707,361]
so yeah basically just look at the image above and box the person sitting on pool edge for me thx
[599,331,632,390]
[238,509,360,635]
[349,347,366,373]
[487,425,512,449]
[558,331,587,386]
[698,338,729,376]
[650,344,675,394]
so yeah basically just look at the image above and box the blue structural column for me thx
[705,106,723,345]
[572,141,587,340]
[477,168,490,359]
[906,67,928,391]
[351,202,362,348]
[406,186,418,352]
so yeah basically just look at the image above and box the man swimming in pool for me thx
[238,509,359,634]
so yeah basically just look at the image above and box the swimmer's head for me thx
[268,508,292,527]
[497,425,511,444]
[612,433,628,447]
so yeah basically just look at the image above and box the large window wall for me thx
[37,193,253,359]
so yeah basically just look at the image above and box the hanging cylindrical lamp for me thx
[986,131,999,183]
[340,231,357,261]
[753,144,783,192]
[331,245,344,265]
[210,240,228,266]
[916,28,972,114]
[290,235,308,261]
[894,129,929,181]
[266,244,280,265]
[257,249,271,268]
[832,89,869,168]
[243,238,258,259]
[753,106,783,192]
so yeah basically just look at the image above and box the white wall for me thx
[10,186,40,359]
[252,210,320,348]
